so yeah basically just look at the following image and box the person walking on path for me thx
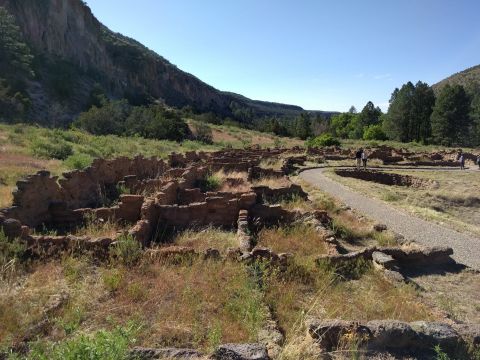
[355,148,362,170]
[477,155,480,170]
[459,153,465,170]
[362,150,368,170]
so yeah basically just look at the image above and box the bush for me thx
[76,102,191,142]
[306,133,341,147]
[110,233,142,267]
[0,229,26,273]
[196,174,221,192]
[363,124,387,141]
[20,325,138,360]
[192,122,213,144]
[74,99,130,136]
[64,153,93,170]
[32,139,73,160]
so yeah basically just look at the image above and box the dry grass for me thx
[174,227,239,253]
[259,158,284,170]
[0,257,267,353]
[265,264,436,350]
[213,170,251,193]
[257,224,328,260]
[252,176,291,189]
[0,262,68,347]
[82,259,267,351]
[73,214,125,238]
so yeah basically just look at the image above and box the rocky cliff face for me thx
[0,0,310,123]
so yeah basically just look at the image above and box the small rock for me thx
[410,321,459,350]
[212,343,269,360]
[372,251,397,269]
[129,347,203,359]
[367,320,418,349]
[1,218,22,239]
[452,323,480,345]
[204,248,221,260]
[382,269,405,283]
[373,223,388,232]
[307,319,355,350]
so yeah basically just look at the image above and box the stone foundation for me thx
[334,169,439,188]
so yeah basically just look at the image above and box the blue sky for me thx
[86,0,480,112]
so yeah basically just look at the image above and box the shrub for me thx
[196,174,221,192]
[363,124,387,141]
[0,229,26,277]
[110,233,142,267]
[20,325,139,360]
[64,153,93,170]
[192,121,213,144]
[31,139,73,160]
[74,99,130,136]
[306,133,341,147]
[102,268,125,293]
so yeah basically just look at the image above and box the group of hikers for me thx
[354,148,480,170]
[355,148,368,170]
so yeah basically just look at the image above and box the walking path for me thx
[300,168,480,269]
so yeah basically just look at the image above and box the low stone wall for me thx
[1,156,169,227]
[22,235,114,259]
[130,343,269,360]
[334,169,439,188]
[252,184,308,203]
[248,166,284,181]
[316,245,454,270]
[308,318,480,355]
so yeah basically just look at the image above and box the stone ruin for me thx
[308,145,479,167]
[334,169,440,189]
[0,147,311,259]
[1,147,479,359]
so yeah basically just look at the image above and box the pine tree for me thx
[383,81,435,143]
[0,6,34,78]
[431,84,471,146]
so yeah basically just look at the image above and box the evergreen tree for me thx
[383,81,435,143]
[0,6,34,78]
[412,81,435,142]
[294,113,312,139]
[431,84,471,146]
[383,82,415,142]
[470,93,480,146]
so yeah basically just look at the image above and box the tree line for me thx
[328,81,480,146]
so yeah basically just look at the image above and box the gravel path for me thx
[300,168,480,269]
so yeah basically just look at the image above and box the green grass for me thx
[9,324,139,360]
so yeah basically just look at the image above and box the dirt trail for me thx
[300,168,480,270]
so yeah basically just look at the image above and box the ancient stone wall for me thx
[334,169,439,188]
[1,156,168,227]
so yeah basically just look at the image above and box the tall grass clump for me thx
[110,233,142,267]
[64,153,93,170]
[197,173,221,192]
[13,324,139,360]
[0,230,26,280]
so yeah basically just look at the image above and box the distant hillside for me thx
[0,0,334,125]
[433,64,480,94]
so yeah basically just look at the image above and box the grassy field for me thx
[325,168,480,236]
[2,123,479,358]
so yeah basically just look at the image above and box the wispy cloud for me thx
[373,73,392,80]
[354,73,365,78]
